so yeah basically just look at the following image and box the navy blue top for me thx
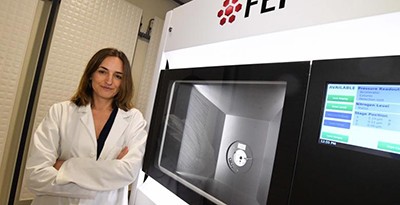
[97,107,118,159]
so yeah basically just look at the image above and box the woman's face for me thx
[91,56,124,102]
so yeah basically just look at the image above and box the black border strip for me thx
[8,0,61,204]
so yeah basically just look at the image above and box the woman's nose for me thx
[106,73,113,85]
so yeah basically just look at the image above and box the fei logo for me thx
[217,0,287,26]
[217,0,243,26]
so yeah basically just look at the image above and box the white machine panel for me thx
[164,0,400,52]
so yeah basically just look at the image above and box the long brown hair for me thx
[70,48,134,111]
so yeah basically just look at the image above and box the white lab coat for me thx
[25,101,147,205]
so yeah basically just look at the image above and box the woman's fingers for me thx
[117,146,129,159]
[53,159,65,170]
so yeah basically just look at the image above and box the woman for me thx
[25,48,147,205]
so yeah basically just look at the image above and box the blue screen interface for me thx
[319,83,400,158]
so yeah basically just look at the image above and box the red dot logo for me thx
[217,0,242,26]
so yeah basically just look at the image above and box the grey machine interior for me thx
[158,81,287,205]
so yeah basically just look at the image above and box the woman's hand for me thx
[117,146,129,160]
[53,159,65,170]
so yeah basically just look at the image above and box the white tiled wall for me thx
[20,0,142,200]
[0,0,39,168]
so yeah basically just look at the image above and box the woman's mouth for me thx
[101,85,113,90]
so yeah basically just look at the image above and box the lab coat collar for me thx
[78,104,133,151]
[105,108,131,151]
[78,105,96,142]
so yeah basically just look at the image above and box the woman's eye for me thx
[115,75,123,80]
[98,70,107,74]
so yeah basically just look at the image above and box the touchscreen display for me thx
[319,83,400,159]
